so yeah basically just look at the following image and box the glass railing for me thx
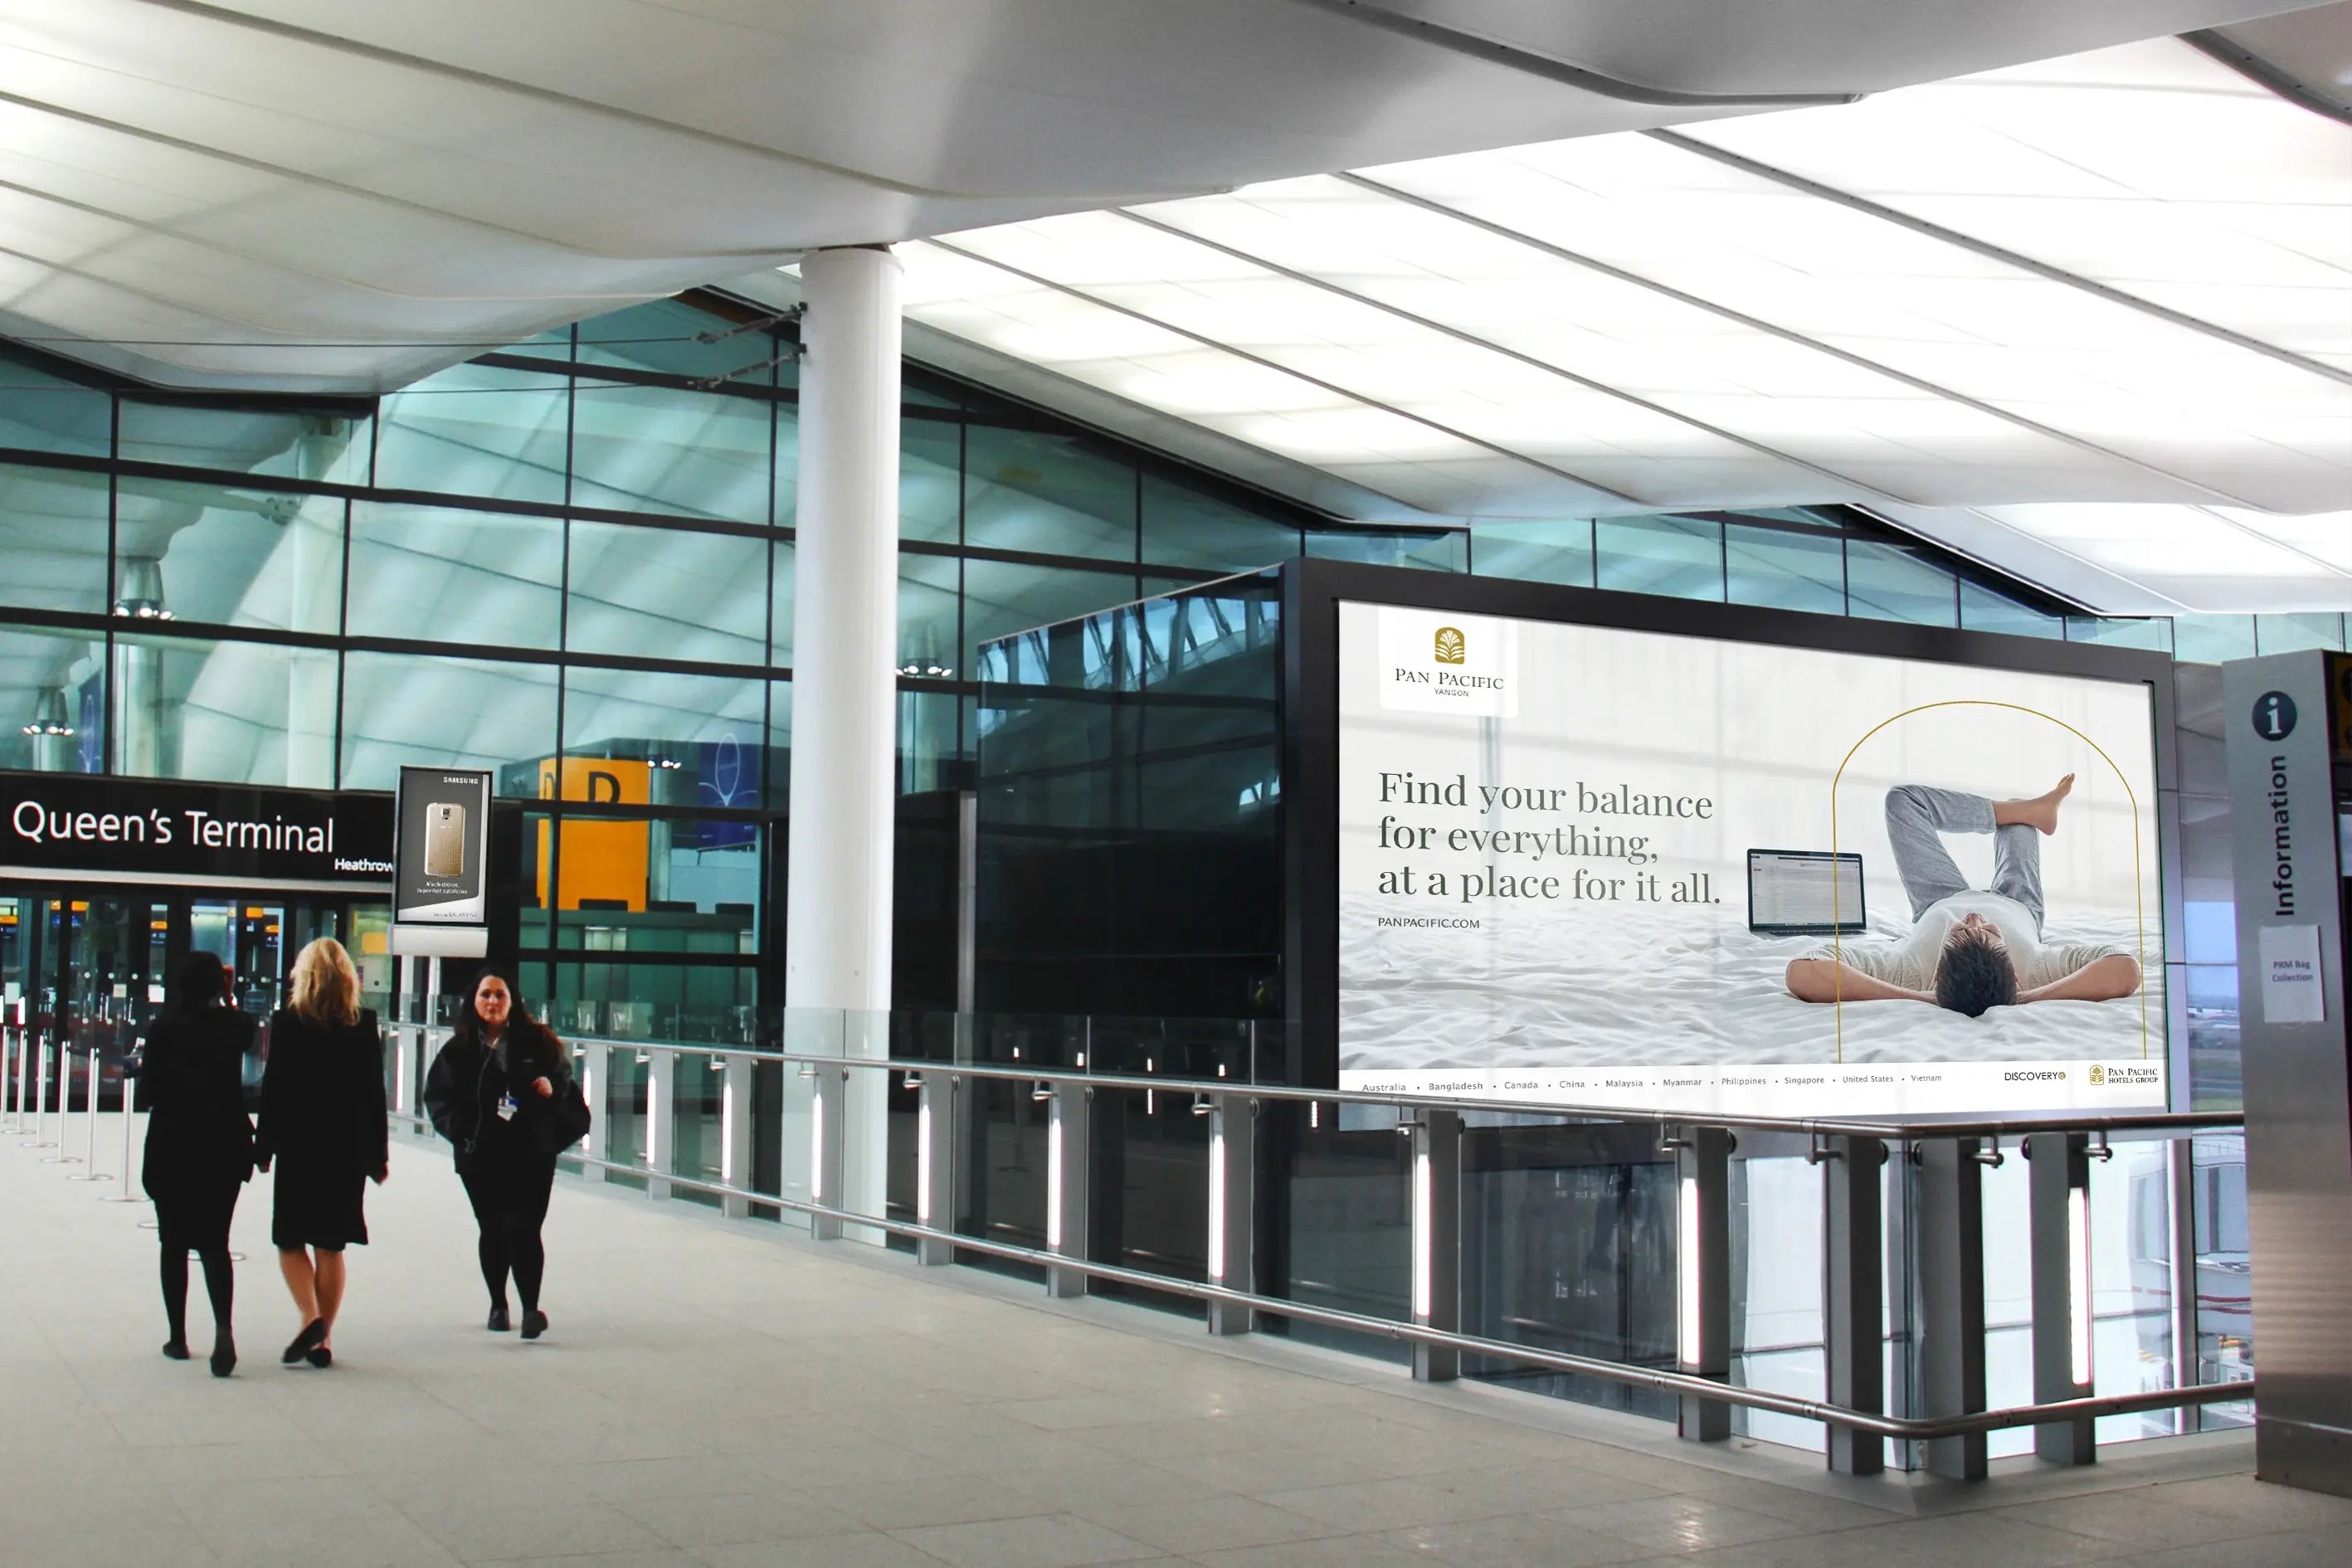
[357,1001,2252,1478]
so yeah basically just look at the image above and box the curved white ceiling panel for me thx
[0,0,2318,389]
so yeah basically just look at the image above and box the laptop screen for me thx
[1747,850,1866,935]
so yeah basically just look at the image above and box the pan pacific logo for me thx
[1433,626,1466,665]
[2088,1063,2106,1086]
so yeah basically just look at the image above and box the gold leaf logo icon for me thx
[1434,626,1466,665]
[2088,1064,2106,1086]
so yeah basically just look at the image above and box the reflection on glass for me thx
[114,631,336,788]
[0,626,104,774]
[1596,515,1721,601]
[1846,541,1957,626]
[375,363,568,504]
[1726,523,1842,615]
[962,558,1137,675]
[571,381,771,523]
[119,401,370,484]
[567,520,768,665]
[1961,582,2062,640]
[348,500,562,649]
[0,353,110,455]
[339,651,558,793]
[0,463,110,615]
[1142,475,1298,572]
[966,426,1136,560]
[116,476,345,634]
[1470,520,1594,588]
[1306,526,1468,572]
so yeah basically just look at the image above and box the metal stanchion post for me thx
[68,1045,110,1181]
[22,1038,55,1148]
[2,1024,20,1132]
[2028,1130,2097,1464]
[41,1040,80,1164]
[1410,1108,1463,1381]
[1206,1095,1256,1337]
[102,1059,143,1201]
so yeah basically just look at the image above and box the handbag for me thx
[536,1073,593,1157]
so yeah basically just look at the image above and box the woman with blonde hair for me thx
[254,937,387,1368]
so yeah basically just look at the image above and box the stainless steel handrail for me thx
[550,1033,2244,1142]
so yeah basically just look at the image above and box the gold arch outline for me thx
[1829,700,2149,1064]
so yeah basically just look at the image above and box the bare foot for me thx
[2000,774,2074,835]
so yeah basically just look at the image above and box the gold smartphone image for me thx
[423,802,467,879]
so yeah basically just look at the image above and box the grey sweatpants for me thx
[1883,785,2044,933]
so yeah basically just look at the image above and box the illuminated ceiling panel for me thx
[895,28,2352,611]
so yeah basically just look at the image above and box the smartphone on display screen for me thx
[423,802,467,879]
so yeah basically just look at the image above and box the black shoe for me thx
[162,1340,189,1361]
[304,1346,332,1369]
[520,1309,548,1341]
[487,1305,511,1333]
[209,1339,236,1378]
[281,1317,326,1364]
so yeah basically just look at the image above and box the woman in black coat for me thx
[135,950,256,1376]
[254,937,387,1369]
[424,968,573,1340]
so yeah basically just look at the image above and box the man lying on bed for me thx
[1785,776,2141,1016]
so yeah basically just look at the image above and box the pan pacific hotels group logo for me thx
[2088,1064,2105,1086]
[1376,606,1517,717]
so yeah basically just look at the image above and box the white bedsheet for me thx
[1339,895,2163,1072]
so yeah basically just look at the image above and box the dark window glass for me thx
[375,363,568,504]
[2255,613,2345,654]
[0,356,110,456]
[0,626,105,774]
[1470,521,1593,587]
[1845,540,1956,626]
[2066,616,2172,653]
[567,520,767,665]
[114,475,344,635]
[119,402,370,485]
[1142,475,1298,572]
[965,427,1136,561]
[576,299,780,383]
[1725,523,1842,614]
[571,381,771,523]
[2172,616,2257,665]
[898,553,961,676]
[1307,526,1468,572]
[339,650,558,794]
[898,689,962,793]
[1595,515,1722,601]
[113,631,338,788]
[962,558,1139,674]
[348,500,562,650]
[899,420,962,543]
[0,462,109,615]
[1960,582,2063,640]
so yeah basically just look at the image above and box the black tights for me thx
[460,1162,555,1312]
[155,1195,236,1347]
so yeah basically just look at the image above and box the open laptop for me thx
[1746,849,1866,937]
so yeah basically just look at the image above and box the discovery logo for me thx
[1375,606,1517,717]
[2003,1069,2067,1082]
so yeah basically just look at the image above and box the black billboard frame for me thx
[1276,556,2180,1094]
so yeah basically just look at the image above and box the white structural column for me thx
[786,246,903,1243]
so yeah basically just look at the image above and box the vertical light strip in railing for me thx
[645,1049,672,1201]
[2028,1130,2097,1463]
[1046,1079,1090,1298]
[719,1054,754,1219]
[2166,1136,2201,1434]
[5,1018,25,1131]
[1677,1126,1731,1442]
[578,1043,607,1183]
[809,1061,845,1242]
[1206,1096,1254,1335]
[1410,1108,1462,1383]
[915,1071,954,1264]
[1820,1134,1886,1475]
[1919,1137,1991,1479]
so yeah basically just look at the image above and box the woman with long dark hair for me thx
[425,968,572,1339]
[135,950,256,1376]
[255,937,387,1369]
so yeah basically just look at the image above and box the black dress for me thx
[255,1009,388,1252]
[138,1006,256,1252]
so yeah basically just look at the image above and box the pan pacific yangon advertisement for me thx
[1337,601,2167,1118]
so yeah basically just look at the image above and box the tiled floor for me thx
[6,1114,2344,1567]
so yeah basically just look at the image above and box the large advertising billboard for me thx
[1337,600,2166,1118]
